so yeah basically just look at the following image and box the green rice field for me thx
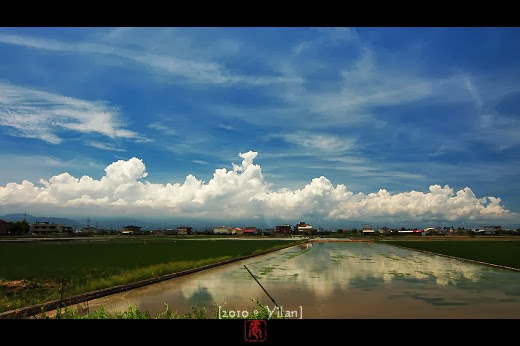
[384,240,520,269]
[0,238,299,313]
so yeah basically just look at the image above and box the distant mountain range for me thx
[0,214,187,230]
[0,214,81,228]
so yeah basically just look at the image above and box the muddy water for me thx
[85,242,520,318]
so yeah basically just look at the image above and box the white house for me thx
[296,221,313,232]
[213,226,235,234]
[361,224,375,235]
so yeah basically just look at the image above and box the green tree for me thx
[9,220,30,235]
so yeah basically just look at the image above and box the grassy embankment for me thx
[33,298,284,319]
[383,240,520,269]
[0,238,299,313]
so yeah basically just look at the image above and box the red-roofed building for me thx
[243,227,257,235]
[0,220,10,235]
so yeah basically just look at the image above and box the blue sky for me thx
[0,27,519,228]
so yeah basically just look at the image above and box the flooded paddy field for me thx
[85,242,520,318]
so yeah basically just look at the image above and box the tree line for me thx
[2,220,30,235]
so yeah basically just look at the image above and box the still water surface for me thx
[86,242,520,318]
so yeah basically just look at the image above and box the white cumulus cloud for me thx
[0,151,515,222]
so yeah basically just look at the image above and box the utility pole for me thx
[244,265,280,309]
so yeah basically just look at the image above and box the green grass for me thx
[33,298,285,319]
[0,238,299,313]
[384,240,520,269]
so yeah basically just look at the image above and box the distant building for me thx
[482,226,501,234]
[424,227,435,235]
[121,225,141,235]
[398,228,423,235]
[177,226,193,235]
[484,227,498,235]
[275,225,292,234]
[338,229,356,234]
[456,228,469,235]
[262,228,275,235]
[296,221,313,232]
[425,227,448,235]
[361,224,375,235]
[213,226,234,234]
[379,226,390,235]
[122,225,141,231]
[31,221,69,234]
[243,227,257,235]
[474,227,498,235]
[0,220,9,235]
[80,226,98,233]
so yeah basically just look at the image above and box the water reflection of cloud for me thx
[175,243,488,302]
[267,243,486,297]
[188,286,214,308]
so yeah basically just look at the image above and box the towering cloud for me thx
[0,151,514,222]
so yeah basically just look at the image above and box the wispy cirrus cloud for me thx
[209,43,478,132]
[280,132,357,154]
[218,123,233,131]
[147,122,178,136]
[0,81,143,144]
[307,165,427,180]
[267,131,358,156]
[87,141,126,152]
[192,160,209,165]
[0,32,300,86]
[292,27,359,56]
[281,46,475,124]
[458,76,520,151]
